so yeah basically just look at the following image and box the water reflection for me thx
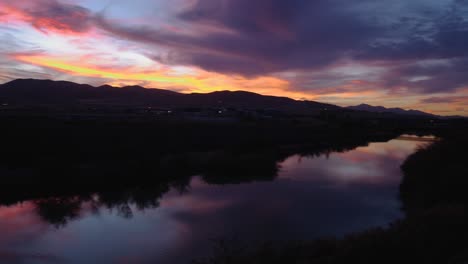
[0,137,426,264]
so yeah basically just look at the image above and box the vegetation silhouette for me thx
[400,134,468,213]
[30,184,170,227]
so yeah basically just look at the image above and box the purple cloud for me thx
[94,0,380,75]
[2,0,93,34]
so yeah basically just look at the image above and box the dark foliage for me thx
[400,134,468,213]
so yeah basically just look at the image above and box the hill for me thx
[347,104,434,117]
[0,79,336,115]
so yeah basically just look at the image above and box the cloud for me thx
[382,57,468,93]
[421,95,468,104]
[94,0,380,76]
[348,1,468,94]
[4,0,468,83]
[357,0,468,60]
[89,0,468,96]
[0,0,93,34]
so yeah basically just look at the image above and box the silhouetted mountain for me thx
[0,79,181,105]
[347,104,434,117]
[0,79,336,114]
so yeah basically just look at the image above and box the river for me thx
[0,136,431,264]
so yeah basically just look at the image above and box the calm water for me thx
[0,137,428,264]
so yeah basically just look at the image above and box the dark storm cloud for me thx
[354,0,468,93]
[95,0,380,75]
[360,0,468,61]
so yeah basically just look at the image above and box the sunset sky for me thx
[0,0,467,115]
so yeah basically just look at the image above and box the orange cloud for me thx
[13,54,313,99]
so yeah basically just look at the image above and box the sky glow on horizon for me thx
[1,0,467,115]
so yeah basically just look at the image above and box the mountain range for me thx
[0,79,438,118]
[0,79,336,115]
[347,104,434,117]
